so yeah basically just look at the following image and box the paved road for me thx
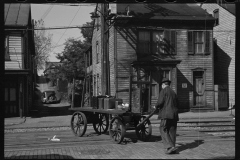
[4,125,235,159]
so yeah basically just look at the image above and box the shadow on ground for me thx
[176,140,204,153]
[30,103,73,118]
[102,131,165,144]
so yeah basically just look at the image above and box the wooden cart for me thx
[69,76,157,144]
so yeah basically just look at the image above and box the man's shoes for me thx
[165,147,177,154]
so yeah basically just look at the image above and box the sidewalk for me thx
[5,108,235,129]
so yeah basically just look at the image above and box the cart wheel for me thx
[135,116,152,141]
[70,111,87,137]
[93,113,109,134]
[109,117,126,144]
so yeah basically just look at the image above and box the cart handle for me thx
[136,108,158,129]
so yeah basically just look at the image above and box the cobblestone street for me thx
[5,139,235,159]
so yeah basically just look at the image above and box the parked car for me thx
[41,90,61,104]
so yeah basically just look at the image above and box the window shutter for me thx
[205,31,210,55]
[164,30,170,54]
[188,31,194,54]
[171,30,176,54]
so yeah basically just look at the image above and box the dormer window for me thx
[213,9,219,26]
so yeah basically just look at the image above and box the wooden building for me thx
[90,3,215,112]
[200,4,235,110]
[4,4,36,117]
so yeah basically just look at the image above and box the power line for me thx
[4,26,94,31]
[41,5,54,20]
[54,6,82,51]
[34,3,96,6]
[51,35,84,49]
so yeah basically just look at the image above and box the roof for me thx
[220,4,235,15]
[115,4,215,21]
[4,3,30,26]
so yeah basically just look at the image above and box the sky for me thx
[30,3,96,76]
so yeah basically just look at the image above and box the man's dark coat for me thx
[155,86,179,121]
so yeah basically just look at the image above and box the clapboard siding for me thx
[91,19,103,96]
[176,30,214,109]
[113,27,215,109]
[201,4,235,107]
[115,27,137,103]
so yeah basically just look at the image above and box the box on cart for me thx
[92,96,106,109]
[104,98,123,110]
[98,98,105,109]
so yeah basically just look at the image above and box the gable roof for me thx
[4,3,30,27]
[115,3,214,21]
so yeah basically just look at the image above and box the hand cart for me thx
[69,76,158,144]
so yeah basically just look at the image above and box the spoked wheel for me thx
[135,116,152,141]
[109,116,126,144]
[70,111,87,137]
[93,113,109,134]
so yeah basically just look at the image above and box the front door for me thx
[5,79,19,117]
[193,71,205,107]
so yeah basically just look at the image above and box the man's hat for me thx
[161,78,171,84]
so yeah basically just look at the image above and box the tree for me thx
[80,20,94,45]
[45,20,94,106]
[34,19,53,72]
[52,20,94,82]
[55,38,86,81]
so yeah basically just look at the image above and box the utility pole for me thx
[101,3,109,96]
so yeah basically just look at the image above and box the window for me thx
[90,50,92,66]
[213,9,219,26]
[188,31,211,55]
[152,31,164,54]
[97,74,100,95]
[162,70,170,79]
[195,32,204,53]
[5,36,10,61]
[164,30,176,54]
[96,41,99,64]
[138,30,176,55]
[138,31,150,54]
[97,11,99,30]
[94,76,96,96]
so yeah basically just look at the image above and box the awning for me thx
[4,3,30,27]
[131,54,181,66]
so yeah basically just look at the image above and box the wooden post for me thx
[71,78,75,108]
[129,75,132,112]
[81,78,86,108]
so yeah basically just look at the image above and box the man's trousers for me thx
[159,119,177,149]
